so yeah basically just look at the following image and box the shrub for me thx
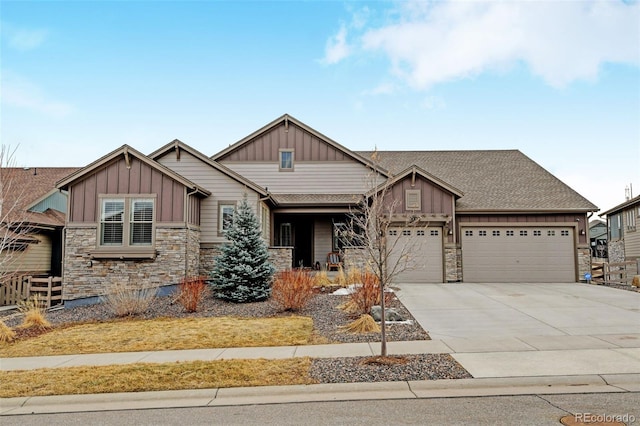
[177,276,208,313]
[0,320,16,343]
[18,295,51,330]
[102,283,156,317]
[347,271,393,316]
[271,269,315,312]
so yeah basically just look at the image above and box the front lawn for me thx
[0,315,320,358]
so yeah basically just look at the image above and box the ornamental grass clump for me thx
[312,270,332,288]
[340,314,380,333]
[0,319,16,343]
[102,283,156,317]
[332,266,347,286]
[177,276,208,313]
[271,269,315,312]
[18,294,51,330]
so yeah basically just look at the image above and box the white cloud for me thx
[356,0,640,89]
[322,24,351,65]
[1,71,73,118]
[2,22,48,51]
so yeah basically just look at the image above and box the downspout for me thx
[185,187,199,278]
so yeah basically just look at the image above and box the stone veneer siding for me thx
[607,240,625,263]
[444,245,461,282]
[577,247,591,281]
[62,225,198,301]
[198,245,292,277]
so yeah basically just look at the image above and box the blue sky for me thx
[1,0,639,213]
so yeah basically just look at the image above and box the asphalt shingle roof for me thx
[1,167,79,227]
[356,150,597,212]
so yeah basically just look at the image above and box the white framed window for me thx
[405,189,421,210]
[219,203,236,234]
[261,203,269,238]
[626,208,636,231]
[279,149,294,171]
[100,197,155,247]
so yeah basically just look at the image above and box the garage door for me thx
[461,227,575,282]
[387,227,443,283]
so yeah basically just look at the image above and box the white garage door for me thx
[387,227,443,283]
[461,227,575,283]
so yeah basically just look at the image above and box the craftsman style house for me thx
[56,114,597,304]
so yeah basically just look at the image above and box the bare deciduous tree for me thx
[341,153,430,357]
[0,145,32,285]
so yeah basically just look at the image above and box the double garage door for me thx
[387,227,443,283]
[461,226,576,283]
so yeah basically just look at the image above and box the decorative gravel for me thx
[1,288,473,383]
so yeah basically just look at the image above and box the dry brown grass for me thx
[0,320,16,343]
[0,316,316,358]
[18,295,51,330]
[0,358,316,398]
[102,283,156,317]
[312,270,333,287]
[340,314,380,333]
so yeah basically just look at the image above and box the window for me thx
[519,230,528,236]
[219,203,235,234]
[610,214,621,239]
[402,229,411,236]
[533,230,541,236]
[479,230,487,236]
[465,230,473,236]
[130,199,154,245]
[417,230,425,236]
[626,208,636,231]
[492,230,500,236]
[280,223,292,246]
[430,230,439,236]
[100,197,154,247]
[547,230,556,236]
[405,189,421,211]
[561,230,569,236]
[506,230,514,236]
[388,229,398,236]
[279,149,294,171]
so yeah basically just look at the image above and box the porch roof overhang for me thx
[271,194,362,214]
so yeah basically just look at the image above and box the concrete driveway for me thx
[395,282,640,342]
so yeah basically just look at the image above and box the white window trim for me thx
[219,202,236,235]
[98,195,156,249]
[279,149,294,171]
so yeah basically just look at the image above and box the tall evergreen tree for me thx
[210,195,274,303]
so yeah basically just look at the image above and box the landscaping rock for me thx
[370,305,405,322]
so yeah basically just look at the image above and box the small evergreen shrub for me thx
[177,276,207,313]
[271,269,315,312]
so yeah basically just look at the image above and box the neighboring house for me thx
[600,195,640,263]
[589,219,608,259]
[0,167,78,280]
[57,114,598,305]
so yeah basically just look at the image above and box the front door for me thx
[275,215,314,268]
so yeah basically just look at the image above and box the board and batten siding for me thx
[68,156,186,223]
[220,162,373,195]
[157,150,263,243]
[388,175,455,216]
[219,122,356,163]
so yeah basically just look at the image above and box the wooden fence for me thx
[592,261,638,285]
[0,275,62,308]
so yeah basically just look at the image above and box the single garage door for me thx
[461,227,575,283]
[387,227,443,283]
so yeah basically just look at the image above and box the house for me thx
[0,167,78,284]
[56,114,598,305]
[589,219,608,259]
[600,195,640,263]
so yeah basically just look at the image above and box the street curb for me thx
[2,374,639,416]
